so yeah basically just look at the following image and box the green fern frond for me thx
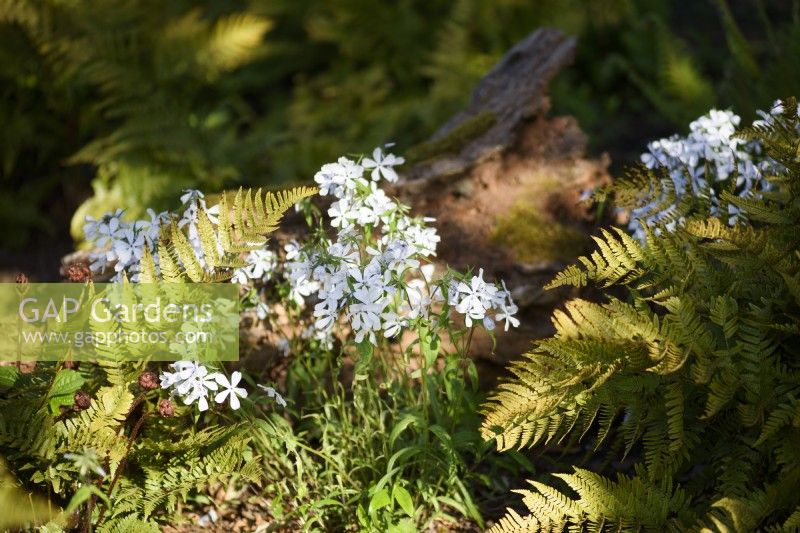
[58,386,134,465]
[96,515,160,533]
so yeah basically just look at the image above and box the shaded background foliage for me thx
[1,0,798,255]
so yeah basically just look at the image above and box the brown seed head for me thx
[67,263,92,283]
[158,398,175,417]
[15,273,28,284]
[138,371,159,391]
[73,390,91,411]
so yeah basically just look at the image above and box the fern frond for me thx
[138,245,159,283]
[97,515,160,533]
[57,386,134,465]
[200,14,271,74]
[484,105,800,532]
[491,468,691,532]
[218,186,316,253]
[143,186,314,282]
[169,221,205,282]
[156,240,186,283]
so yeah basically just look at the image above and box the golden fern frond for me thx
[169,221,205,282]
[486,102,800,532]
[138,245,159,283]
[492,469,691,532]
[196,208,220,270]
[156,240,186,283]
[545,264,587,289]
[142,186,313,282]
[487,507,546,533]
[200,14,271,73]
[219,186,316,251]
[546,227,645,290]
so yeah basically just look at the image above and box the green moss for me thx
[491,202,589,262]
[405,111,497,164]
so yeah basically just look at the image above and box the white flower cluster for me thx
[83,144,519,366]
[232,249,277,285]
[268,146,518,346]
[450,269,519,331]
[629,103,788,241]
[83,190,220,282]
[159,361,285,411]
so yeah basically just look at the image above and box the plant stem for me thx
[83,495,93,533]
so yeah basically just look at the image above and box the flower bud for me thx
[138,371,159,391]
[158,398,175,417]
[15,273,28,284]
[73,390,91,411]
[67,263,92,283]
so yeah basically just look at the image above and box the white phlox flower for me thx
[284,239,301,260]
[403,279,433,320]
[494,281,520,332]
[255,302,270,320]
[453,269,497,327]
[94,209,126,248]
[329,198,356,229]
[232,248,278,284]
[214,371,248,410]
[159,361,251,413]
[257,384,287,407]
[314,157,365,199]
[630,104,788,241]
[348,285,387,344]
[381,311,407,338]
[362,146,405,183]
[362,184,396,224]
[313,298,339,333]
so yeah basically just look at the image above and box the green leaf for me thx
[392,485,415,517]
[354,340,374,378]
[420,326,440,367]
[48,369,85,414]
[50,369,85,397]
[0,366,20,390]
[356,503,369,527]
[368,488,392,515]
[65,484,110,514]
